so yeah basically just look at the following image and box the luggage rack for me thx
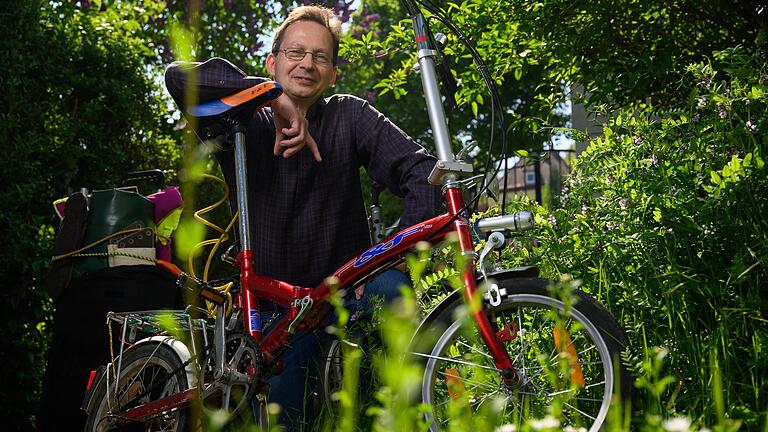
[106,309,210,364]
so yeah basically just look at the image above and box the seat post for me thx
[232,123,252,251]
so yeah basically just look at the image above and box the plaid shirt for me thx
[216,94,442,287]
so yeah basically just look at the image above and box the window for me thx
[525,172,536,185]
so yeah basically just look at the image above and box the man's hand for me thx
[271,94,322,162]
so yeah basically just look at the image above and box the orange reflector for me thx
[553,325,585,388]
[445,368,465,399]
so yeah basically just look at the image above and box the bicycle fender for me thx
[134,336,198,387]
[411,266,540,343]
[81,337,197,416]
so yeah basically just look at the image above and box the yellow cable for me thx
[185,173,240,318]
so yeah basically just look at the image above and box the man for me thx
[166,5,441,430]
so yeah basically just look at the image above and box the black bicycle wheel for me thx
[84,341,191,432]
[415,277,631,431]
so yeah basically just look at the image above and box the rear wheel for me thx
[84,342,190,432]
[416,277,630,431]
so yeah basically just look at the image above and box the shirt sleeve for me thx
[352,98,443,228]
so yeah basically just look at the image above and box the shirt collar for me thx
[306,96,327,122]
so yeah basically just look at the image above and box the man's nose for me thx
[298,53,315,69]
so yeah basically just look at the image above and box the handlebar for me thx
[475,211,533,233]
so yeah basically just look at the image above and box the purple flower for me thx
[618,197,628,210]
[633,136,643,145]
[746,120,757,133]
[718,105,728,118]
[697,96,707,108]
[547,214,558,230]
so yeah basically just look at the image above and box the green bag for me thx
[75,188,155,274]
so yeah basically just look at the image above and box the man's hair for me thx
[271,6,342,65]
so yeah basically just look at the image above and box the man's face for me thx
[266,20,337,109]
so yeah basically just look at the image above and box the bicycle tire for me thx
[317,332,376,424]
[415,276,631,431]
[84,341,191,432]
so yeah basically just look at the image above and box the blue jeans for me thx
[258,269,411,431]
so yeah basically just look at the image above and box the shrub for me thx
[517,46,768,428]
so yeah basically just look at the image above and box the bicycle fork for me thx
[444,187,517,381]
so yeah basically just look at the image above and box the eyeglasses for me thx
[275,48,333,65]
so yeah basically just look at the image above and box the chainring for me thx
[201,332,262,425]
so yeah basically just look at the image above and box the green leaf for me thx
[756,155,765,169]
[710,171,722,184]
[722,164,731,178]
[730,155,742,173]
[653,208,662,223]
[514,68,522,80]
[471,101,478,117]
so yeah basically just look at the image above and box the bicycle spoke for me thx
[435,371,501,393]
[412,351,501,372]
[563,401,597,421]
[455,339,494,361]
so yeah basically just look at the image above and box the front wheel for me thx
[415,277,631,431]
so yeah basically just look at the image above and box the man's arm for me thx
[165,58,319,161]
[353,98,443,228]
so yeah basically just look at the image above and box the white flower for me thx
[564,427,588,432]
[495,424,517,432]
[530,415,560,430]
[662,416,692,432]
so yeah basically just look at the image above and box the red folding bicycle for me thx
[81,1,631,431]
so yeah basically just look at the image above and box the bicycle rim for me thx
[421,293,616,431]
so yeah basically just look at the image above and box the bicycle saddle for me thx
[165,57,283,139]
